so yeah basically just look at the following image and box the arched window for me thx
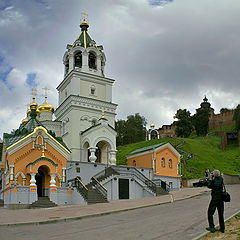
[89,52,96,69]
[74,52,82,68]
[133,160,136,166]
[150,130,158,140]
[168,159,173,168]
[161,158,165,168]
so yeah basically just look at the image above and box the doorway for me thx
[118,179,129,199]
[35,166,49,197]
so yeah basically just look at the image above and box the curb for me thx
[192,210,240,240]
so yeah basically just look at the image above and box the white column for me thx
[30,173,36,186]
[68,53,74,71]
[82,51,88,72]
[9,164,14,181]
[50,174,56,187]
[62,167,66,183]
[109,150,117,165]
[88,147,97,163]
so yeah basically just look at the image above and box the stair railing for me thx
[152,179,170,192]
[93,166,120,182]
[111,166,158,193]
[68,177,88,201]
[91,177,107,200]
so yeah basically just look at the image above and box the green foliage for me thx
[116,113,147,146]
[117,135,240,179]
[220,108,231,114]
[233,104,240,130]
[192,108,210,136]
[173,109,193,137]
[208,125,235,133]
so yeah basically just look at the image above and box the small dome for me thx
[38,99,54,113]
[150,123,155,128]
[21,117,28,124]
[30,101,38,110]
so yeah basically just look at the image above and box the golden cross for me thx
[42,87,50,98]
[31,88,38,101]
[81,12,88,21]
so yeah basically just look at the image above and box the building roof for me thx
[76,20,93,48]
[128,142,167,156]
[3,108,67,149]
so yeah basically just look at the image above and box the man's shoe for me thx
[206,227,216,233]
[220,229,225,233]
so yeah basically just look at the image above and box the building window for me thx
[169,182,173,189]
[168,159,173,168]
[76,167,80,173]
[133,160,136,166]
[74,52,82,68]
[89,52,97,69]
[161,158,165,168]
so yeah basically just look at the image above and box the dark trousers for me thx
[207,199,225,230]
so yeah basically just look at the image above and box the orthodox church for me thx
[0,17,180,208]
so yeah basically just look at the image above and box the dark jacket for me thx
[207,176,224,201]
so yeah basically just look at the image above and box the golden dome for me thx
[38,99,54,113]
[80,20,88,25]
[150,123,155,128]
[21,117,28,124]
[30,101,38,110]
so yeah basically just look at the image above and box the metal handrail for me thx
[91,177,107,199]
[68,177,88,201]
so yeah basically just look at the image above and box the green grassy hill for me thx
[116,136,240,179]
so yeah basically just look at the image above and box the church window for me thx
[74,52,82,68]
[133,160,136,166]
[168,159,173,168]
[161,158,165,168]
[89,52,97,69]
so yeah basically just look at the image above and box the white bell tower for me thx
[55,16,117,164]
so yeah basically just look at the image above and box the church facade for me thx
[0,18,174,208]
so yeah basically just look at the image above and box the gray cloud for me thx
[0,0,240,137]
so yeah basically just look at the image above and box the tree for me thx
[233,104,240,130]
[115,119,127,146]
[220,108,231,114]
[173,109,193,138]
[115,113,147,146]
[192,108,210,136]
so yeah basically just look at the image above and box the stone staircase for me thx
[30,197,57,208]
[155,186,169,195]
[86,184,108,204]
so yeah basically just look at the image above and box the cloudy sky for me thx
[0,0,240,138]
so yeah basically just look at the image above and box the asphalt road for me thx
[0,185,239,240]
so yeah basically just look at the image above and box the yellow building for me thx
[127,143,181,190]
[1,101,70,208]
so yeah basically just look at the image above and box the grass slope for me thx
[116,136,240,179]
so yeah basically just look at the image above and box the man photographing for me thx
[206,170,225,233]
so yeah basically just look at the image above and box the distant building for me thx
[158,124,176,138]
[127,143,181,191]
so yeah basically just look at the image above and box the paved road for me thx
[0,185,239,240]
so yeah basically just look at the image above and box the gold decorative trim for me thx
[83,31,87,48]
[7,126,71,154]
